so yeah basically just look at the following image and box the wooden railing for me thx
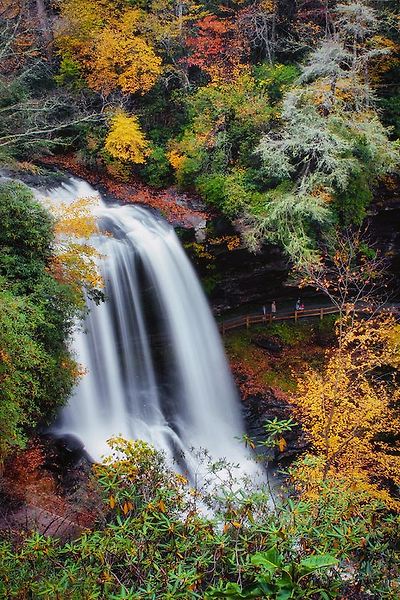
[219,305,340,335]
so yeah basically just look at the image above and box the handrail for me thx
[219,306,340,335]
[219,304,400,334]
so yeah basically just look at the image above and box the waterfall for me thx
[38,177,251,471]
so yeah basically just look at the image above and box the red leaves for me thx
[185,15,248,81]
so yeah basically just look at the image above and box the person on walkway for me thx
[271,300,276,318]
[295,298,301,311]
[262,304,267,318]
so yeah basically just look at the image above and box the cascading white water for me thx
[39,177,251,471]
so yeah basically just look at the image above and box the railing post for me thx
[269,313,272,324]
[320,307,324,320]
[246,316,250,329]
[294,310,298,323]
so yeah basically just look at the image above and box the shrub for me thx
[0,436,398,598]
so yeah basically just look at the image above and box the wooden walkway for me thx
[219,305,340,335]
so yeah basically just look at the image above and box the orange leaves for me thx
[122,501,133,515]
[208,235,241,251]
[277,437,287,453]
[109,495,134,514]
[223,521,241,533]
[41,154,209,228]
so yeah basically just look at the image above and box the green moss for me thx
[224,330,253,358]
[262,369,296,392]
[267,321,313,346]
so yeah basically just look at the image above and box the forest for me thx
[0,0,400,598]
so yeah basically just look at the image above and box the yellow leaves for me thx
[209,235,241,251]
[89,21,162,95]
[49,197,103,300]
[175,474,189,486]
[109,496,116,509]
[293,315,400,510]
[222,521,242,533]
[56,0,115,40]
[368,35,400,82]
[122,501,133,515]
[168,149,186,171]
[260,0,277,12]
[0,349,11,366]
[277,437,287,453]
[53,197,99,238]
[311,185,333,204]
[100,571,113,583]
[157,499,166,513]
[56,2,162,96]
[105,112,150,164]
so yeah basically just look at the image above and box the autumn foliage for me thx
[49,197,104,302]
[105,112,151,164]
[186,15,249,82]
[293,313,400,509]
[56,1,162,95]
[41,154,209,227]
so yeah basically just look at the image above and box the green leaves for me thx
[0,182,79,459]
[0,433,397,599]
[299,555,338,574]
[251,547,281,572]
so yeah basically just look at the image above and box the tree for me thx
[168,72,272,193]
[104,111,151,164]
[185,15,249,83]
[49,196,104,306]
[0,0,103,161]
[2,436,399,597]
[296,227,390,319]
[0,181,53,290]
[238,0,279,65]
[293,313,400,509]
[140,0,203,89]
[56,2,162,96]
[245,47,399,261]
[0,181,81,462]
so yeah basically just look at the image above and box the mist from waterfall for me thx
[37,177,251,472]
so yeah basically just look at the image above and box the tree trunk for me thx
[35,0,53,60]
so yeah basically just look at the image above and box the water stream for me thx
[37,177,251,472]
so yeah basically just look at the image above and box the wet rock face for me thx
[180,217,294,314]
[187,200,400,314]
[0,435,101,541]
[210,244,290,314]
[368,206,400,283]
[242,389,308,464]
